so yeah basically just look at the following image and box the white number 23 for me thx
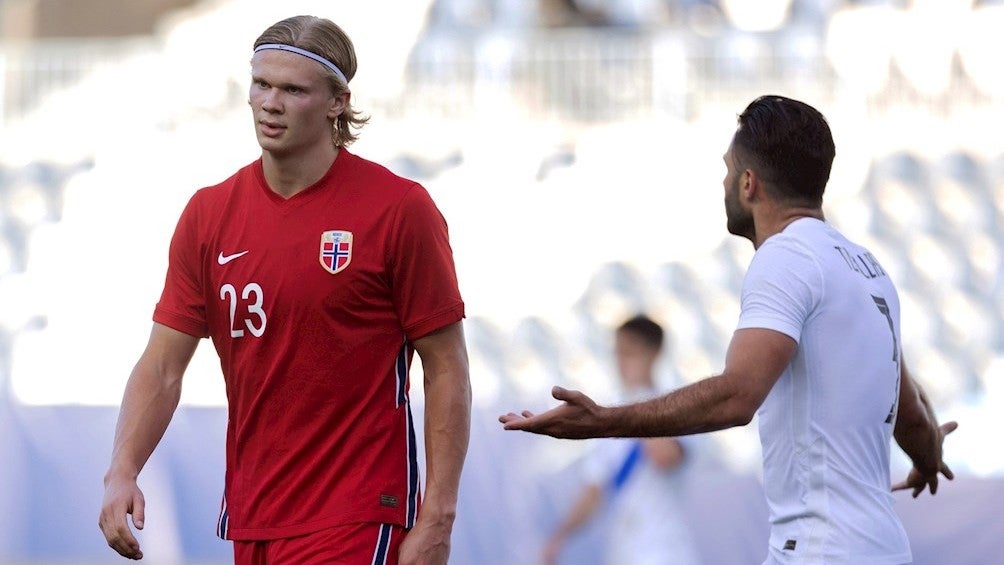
[220,283,267,338]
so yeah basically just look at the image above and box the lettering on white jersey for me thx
[872,295,901,424]
[833,246,887,279]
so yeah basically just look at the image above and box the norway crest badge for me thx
[319,230,353,274]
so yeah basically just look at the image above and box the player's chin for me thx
[255,127,292,146]
[257,138,299,158]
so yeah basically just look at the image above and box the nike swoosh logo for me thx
[217,250,249,265]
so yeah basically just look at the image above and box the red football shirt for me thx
[153,150,465,540]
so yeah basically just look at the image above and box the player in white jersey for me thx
[743,218,911,562]
[501,95,956,564]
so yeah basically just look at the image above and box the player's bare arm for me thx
[99,323,199,560]
[399,321,471,565]
[543,483,603,565]
[892,360,957,498]
[500,328,796,439]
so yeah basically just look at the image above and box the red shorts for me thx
[233,523,405,565]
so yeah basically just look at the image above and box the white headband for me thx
[254,43,349,86]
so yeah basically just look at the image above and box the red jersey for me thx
[153,150,465,541]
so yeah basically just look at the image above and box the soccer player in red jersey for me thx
[98,15,471,565]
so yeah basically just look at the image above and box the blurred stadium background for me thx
[1,0,1003,563]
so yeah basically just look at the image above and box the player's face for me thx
[615,332,658,390]
[723,141,755,240]
[249,50,346,156]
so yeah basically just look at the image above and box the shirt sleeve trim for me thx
[735,317,801,343]
[404,302,465,342]
[153,308,209,338]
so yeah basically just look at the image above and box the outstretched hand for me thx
[499,386,609,439]
[892,421,958,498]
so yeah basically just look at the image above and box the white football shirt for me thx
[737,218,911,564]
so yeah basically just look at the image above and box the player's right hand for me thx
[98,476,146,560]
[499,386,609,439]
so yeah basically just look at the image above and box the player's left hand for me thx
[398,518,451,565]
[892,421,958,497]
[499,386,609,439]
[98,476,146,560]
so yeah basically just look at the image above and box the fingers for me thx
[132,492,146,530]
[499,412,535,424]
[498,413,521,425]
[112,523,142,559]
[891,478,919,493]
[941,462,955,481]
[894,461,955,498]
[99,483,145,560]
[891,468,924,496]
[500,413,535,431]
[500,386,594,435]
[551,386,584,404]
[100,514,142,559]
[941,421,959,436]
[893,475,931,498]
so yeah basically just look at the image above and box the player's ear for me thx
[739,168,752,198]
[742,168,761,202]
[328,91,350,120]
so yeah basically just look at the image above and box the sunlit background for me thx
[1,0,1002,563]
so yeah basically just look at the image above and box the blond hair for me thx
[254,15,368,146]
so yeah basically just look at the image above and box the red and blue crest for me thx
[319,230,353,274]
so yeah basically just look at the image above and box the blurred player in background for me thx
[542,315,701,565]
[502,95,956,564]
[98,15,470,565]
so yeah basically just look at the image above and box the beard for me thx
[724,178,755,241]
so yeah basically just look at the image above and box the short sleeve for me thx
[736,237,822,343]
[153,194,209,338]
[388,184,465,341]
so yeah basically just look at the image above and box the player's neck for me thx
[623,379,655,394]
[261,145,340,199]
[753,206,824,249]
